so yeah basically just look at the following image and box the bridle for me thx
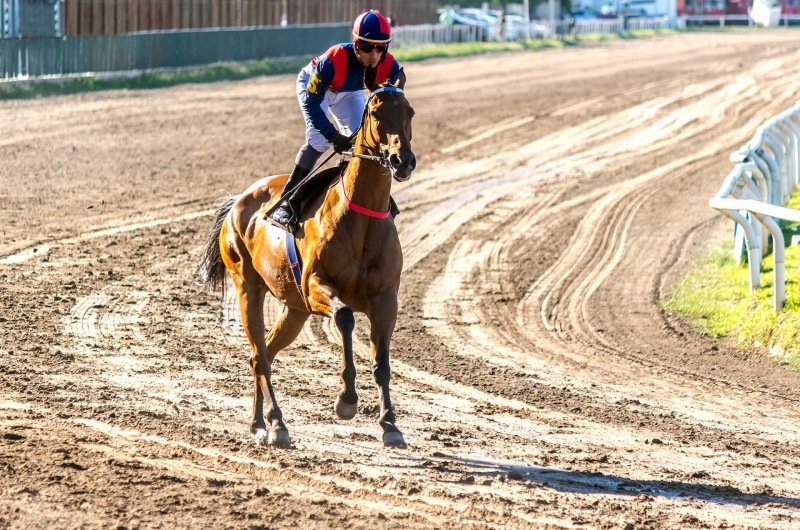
[345,86,406,171]
[265,87,406,220]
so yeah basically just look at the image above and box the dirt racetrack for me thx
[3,30,800,529]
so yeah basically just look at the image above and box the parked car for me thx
[438,8,502,40]
[570,8,598,20]
[502,14,553,40]
[599,2,648,17]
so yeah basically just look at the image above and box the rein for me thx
[338,86,404,218]
[265,87,404,220]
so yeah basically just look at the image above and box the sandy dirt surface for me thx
[3,30,800,529]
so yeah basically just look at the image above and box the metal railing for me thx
[626,16,671,31]
[678,14,800,28]
[393,17,670,48]
[391,24,482,48]
[572,18,625,34]
[709,101,800,312]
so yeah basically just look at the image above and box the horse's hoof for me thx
[383,431,407,449]
[268,427,291,449]
[254,429,269,448]
[334,396,358,420]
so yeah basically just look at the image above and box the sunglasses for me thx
[357,40,388,54]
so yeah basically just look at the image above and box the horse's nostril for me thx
[389,154,402,169]
[406,154,417,173]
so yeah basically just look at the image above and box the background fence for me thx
[0,16,677,80]
[391,23,479,47]
[626,16,670,31]
[0,22,349,77]
[62,0,439,36]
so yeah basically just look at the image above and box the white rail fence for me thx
[678,14,800,28]
[391,24,482,48]
[572,18,624,34]
[709,102,800,312]
[627,16,671,31]
[391,17,671,48]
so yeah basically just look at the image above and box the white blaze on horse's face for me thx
[370,92,416,183]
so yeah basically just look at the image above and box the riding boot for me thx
[270,164,311,232]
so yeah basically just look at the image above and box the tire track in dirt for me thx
[404,52,800,526]
[54,46,800,526]
[7,33,800,529]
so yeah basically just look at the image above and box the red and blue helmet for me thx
[352,10,392,43]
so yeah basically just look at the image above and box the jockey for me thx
[270,10,404,232]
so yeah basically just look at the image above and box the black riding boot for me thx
[270,164,311,232]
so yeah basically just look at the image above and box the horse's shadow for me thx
[394,454,800,509]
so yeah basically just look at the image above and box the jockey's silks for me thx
[299,43,400,140]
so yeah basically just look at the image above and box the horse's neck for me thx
[340,151,392,215]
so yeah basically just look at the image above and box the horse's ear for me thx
[364,66,378,93]
[394,68,406,89]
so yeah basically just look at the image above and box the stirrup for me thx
[266,215,298,233]
[266,206,298,233]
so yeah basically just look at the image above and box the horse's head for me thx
[362,68,415,182]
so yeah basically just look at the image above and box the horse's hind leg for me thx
[233,265,308,448]
[257,305,309,446]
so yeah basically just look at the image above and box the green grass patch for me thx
[0,56,310,100]
[662,200,800,369]
[0,28,677,100]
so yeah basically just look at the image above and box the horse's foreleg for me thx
[368,291,406,449]
[333,307,358,420]
[307,277,358,421]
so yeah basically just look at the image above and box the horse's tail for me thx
[197,194,237,298]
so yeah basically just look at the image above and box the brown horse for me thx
[198,75,415,449]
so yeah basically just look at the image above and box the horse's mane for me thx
[364,65,405,92]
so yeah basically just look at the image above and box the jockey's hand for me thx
[328,132,352,154]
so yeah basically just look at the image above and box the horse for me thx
[198,74,415,449]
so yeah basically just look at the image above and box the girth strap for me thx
[285,232,304,300]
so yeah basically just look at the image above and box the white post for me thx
[523,0,530,40]
[719,209,761,291]
[668,0,677,28]
[755,215,785,311]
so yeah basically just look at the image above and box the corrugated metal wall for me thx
[2,0,19,37]
[62,0,439,36]
[0,22,350,78]
[19,0,61,37]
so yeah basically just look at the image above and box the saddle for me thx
[271,161,400,233]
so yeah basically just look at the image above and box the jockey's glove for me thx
[328,132,353,154]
